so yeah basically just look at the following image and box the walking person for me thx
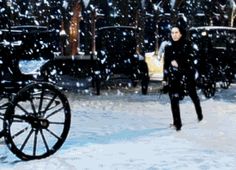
[162,25,203,131]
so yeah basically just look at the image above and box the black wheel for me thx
[92,74,101,95]
[220,79,231,89]
[220,66,233,89]
[141,76,149,95]
[95,78,101,95]
[4,82,71,160]
[131,80,138,87]
[199,65,216,98]
[202,81,216,98]
[140,61,149,95]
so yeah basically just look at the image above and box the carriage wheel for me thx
[202,81,216,98]
[220,67,233,89]
[141,76,149,95]
[3,82,71,160]
[92,74,101,95]
[140,62,149,95]
[220,79,231,89]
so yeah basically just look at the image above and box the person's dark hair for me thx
[171,25,187,40]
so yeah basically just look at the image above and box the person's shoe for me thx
[198,113,203,122]
[175,124,182,131]
[170,124,181,131]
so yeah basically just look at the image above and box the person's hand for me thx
[171,60,178,67]
[161,81,168,94]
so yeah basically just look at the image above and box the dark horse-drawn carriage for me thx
[39,25,150,95]
[0,25,71,160]
[189,26,236,98]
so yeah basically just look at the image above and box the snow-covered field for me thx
[1,83,236,170]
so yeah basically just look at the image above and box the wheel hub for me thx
[28,115,49,129]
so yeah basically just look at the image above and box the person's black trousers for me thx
[169,85,202,130]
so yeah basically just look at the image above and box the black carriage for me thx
[189,26,236,98]
[40,26,150,95]
[95,26,149,94]
[0,26,71,160]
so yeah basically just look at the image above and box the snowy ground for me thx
[1,82,236,170]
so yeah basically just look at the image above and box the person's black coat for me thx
[163,38,197,99]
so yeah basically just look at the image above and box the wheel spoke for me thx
[0,113,4,121]
[45,128,61,140]
[33,130,39,156]
[38,87,45,114]
[16,103,30,115]
[30,98,37,116]
[12,126,30,140]
[43,93,58,114]
[49,121,65,125]
[19,128,34,151]
[39,129,49,152]
[45,106,64,119]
